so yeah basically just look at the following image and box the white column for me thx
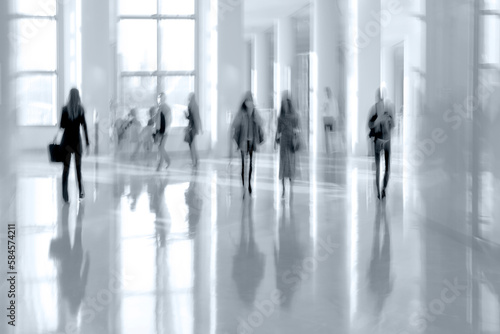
[0,3,16,333]
[355,0,381,156]
[243,40,252,94]
[254,32,272,109]
[215,0,244,157]
[276,16,295,104]
[82,0,112,155]
[312,0,341,155]
[0,0,16,228]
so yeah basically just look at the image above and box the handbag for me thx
[184,127,193,144]
[48,133,64,163]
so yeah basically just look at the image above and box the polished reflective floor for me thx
[0,145,499,334]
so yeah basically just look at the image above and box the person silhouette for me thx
[368,87,395,199]
[231,92,264,198]
[58,88,90,203]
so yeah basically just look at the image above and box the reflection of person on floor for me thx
[367,202,393,315]
[276,91,300,198]
[368,87,395,200]
[274,202,304,308]
[147,178,170,247]
[185,169,203,238]
[50,203,90,328]
[232,200,265,306]
[148,177,169,333]
[128,175,143,211]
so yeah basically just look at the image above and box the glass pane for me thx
[121,76,158,122]
[161,76,195,127]
[14,0,56,16]
[160,0,195,15]
[17,75,57,126]
[160,20,195,71]
[484,0,500,10]
[15,19,57,72]
[119,20,157,71]
[119,0,157,16]
[481,15,500,64]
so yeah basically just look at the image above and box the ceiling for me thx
[244,0,311,35]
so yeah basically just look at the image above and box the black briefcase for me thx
[48,143,64,163]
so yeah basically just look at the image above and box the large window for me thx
[118,0,196,127]
[13,0,58,126]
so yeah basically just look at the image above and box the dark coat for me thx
[232,108,264,153]
[60,106,90,153]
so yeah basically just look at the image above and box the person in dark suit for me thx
[368,87,395,200]
[59,88,90,203]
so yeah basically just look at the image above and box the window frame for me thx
[12,7,59,127]
[117,0,197,128]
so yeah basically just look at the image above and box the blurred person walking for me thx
[59,88,90,203]
[368,88,395,200]
[232,92,264,198]
[156,93,172,171]
[184,93,203,167]
[276,92,300,198]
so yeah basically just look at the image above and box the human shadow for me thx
[274,202,304,309]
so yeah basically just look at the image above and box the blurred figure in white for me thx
[322,87,340,153]
[368,87,395,200]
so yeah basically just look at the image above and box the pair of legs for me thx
[189,135,199,167]
[374,139,391,199]
[62,146,84,203]
[157,134,171,171]
[241,142,255,196]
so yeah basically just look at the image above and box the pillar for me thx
[276,16,295,103]
[312,0,342,155]
[421,1,473,332]
[215,0,244,157]
[254,32,272,109]
[82,0,112,155]
[0,0,16,218]
[243,40,252,94]
[355,0,381,156]
[0,2,15,333]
